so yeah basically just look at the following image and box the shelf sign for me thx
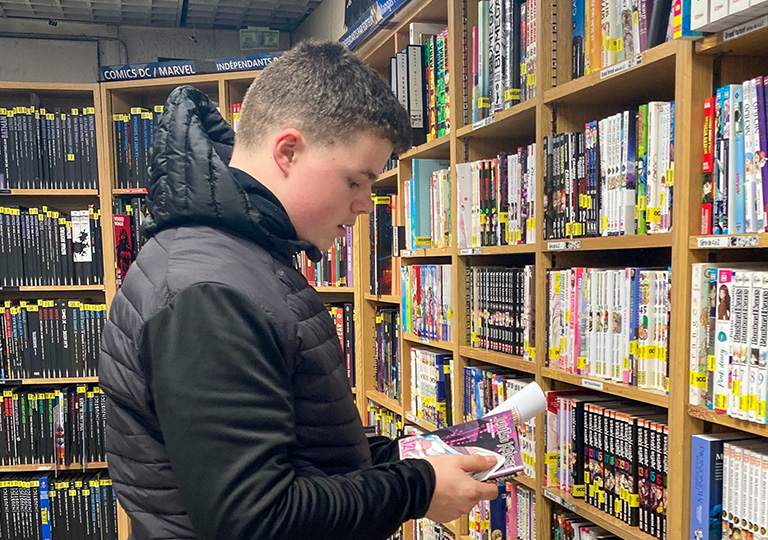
[696,235,759,248]
[724,13,768,41]
[213,53,281,73]
[459,247,483,255]
[600,55,642,79]
[547,240,581,251]
[101,60,197,82]
[339,0,410,50]
[582,378,604,391]
[472,115,495,131]
[401,250,416,257]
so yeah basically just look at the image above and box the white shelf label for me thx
[547,241,581,251]
[582,378,604,391]
[696,235,759,248]
[460,248,473,255]
[562,499,577,512]
[472,115,495,130]
[419,337,429,344]
[544,490,563,505]
[401,250,416,257]
[724,13,768,41]
[600,55,642,79]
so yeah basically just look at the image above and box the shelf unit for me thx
[346,0,768,537]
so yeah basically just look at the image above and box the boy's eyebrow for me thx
[358,169,378,181]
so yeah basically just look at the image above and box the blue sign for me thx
[213,53,282,73]
[100,60,197,82]
[339,0,410,51]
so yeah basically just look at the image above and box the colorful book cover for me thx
[399,408,524,480]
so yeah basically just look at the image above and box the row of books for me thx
[467,482,536,540]
[406,23,451,142]
[370,191,396,296]
[547,267,671,392]
[401,159,449,250]
[326,303,356,387]
[689,433,768,540]
[471,0,537,123]
[401,264,454,342]
[0,206,104,287]
[410,348,453,428]
[689,265,768,422]
[366,401,402,441]
[0,385,106,467]
[545,392,668,539]
[413,518,455,540]
[0,299,104,381]
[112,106,163,190]
[0,472,118,540]
[389,43,438,149]
[295,229,354,288]
[113,197,149,287]
[463,370,536,479]
[466,265,536,358]
[0,106,98,191]
[403,160,451,250]
[457,145,538,248]
[552,510,623,539]
[701,78,768,235]
[544,102,675,240]
[374,307,400,401]
[570,0,674,79]
[0,300,104,380]
[691,0,768,32]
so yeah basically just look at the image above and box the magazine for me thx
[398,382,546,481]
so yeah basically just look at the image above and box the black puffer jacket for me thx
[99,86,435,540]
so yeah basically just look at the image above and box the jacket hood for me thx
[143,85,321,263]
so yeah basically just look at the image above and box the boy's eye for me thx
[348,179,360,188]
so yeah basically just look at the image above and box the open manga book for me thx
[398,382,546,481]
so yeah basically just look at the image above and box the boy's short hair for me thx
[236,39,412,154]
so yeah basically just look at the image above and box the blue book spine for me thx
[690,435,729,540]
[489,482,508,539]
[39,476,52,540]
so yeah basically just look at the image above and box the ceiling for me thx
[0,0,323,31]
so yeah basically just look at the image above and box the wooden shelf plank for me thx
[375,168,398,185]
[510,473,537,491]
[0,377,99,386]
[456,98,538,140]
[696,20,768,55]
[403,333,453,352]
[543,233,673,252]
[0,285,105,293]
[314,286,354,293]
[544,488,658,540]
[690,233,768,249]
[0,462,107,473]
[0,189,99,196]
[541,367,669,408]
[364,293,401,304]
[544,41,681,106]
[459,346,536,374]
[458,244,537,255]
[688,405,768,437]
[400,247,453,258]
[405,412,439,432]
[365,390,403,416]
[113,188,148,195]
[401,135,451,161]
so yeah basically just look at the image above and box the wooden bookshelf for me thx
[404,412,439,432]
[400,134,452,161]
[364,293,401,304]
[696,21,768,55]
[512,473,537,492]
[457,244,537,256]
[315,286,355,293]
[688,405,768,437]
[0,377,99,385]
[365,389,404,416]
[543,233,674,252]
[112,188,148,196]
[0,462,108,473]
[0,189,99,196]
[375,167,398,188]
[541,367,669,408]
[400,247,453,258]
[459,346,536,375]
[456,97,539,140]
[689,233,768,249]
[0,285,105,293]
[403,333,453,352]
[544,488,658,540]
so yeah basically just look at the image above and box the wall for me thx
[292,0,346,43]
[0,17,290,83]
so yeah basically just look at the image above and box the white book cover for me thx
[743,80,757,233]
[714,269,734,413]
[757,272,768,423]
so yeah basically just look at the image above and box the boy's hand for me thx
[422,454,500,523]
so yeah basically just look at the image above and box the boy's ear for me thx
[272,128,304,176]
